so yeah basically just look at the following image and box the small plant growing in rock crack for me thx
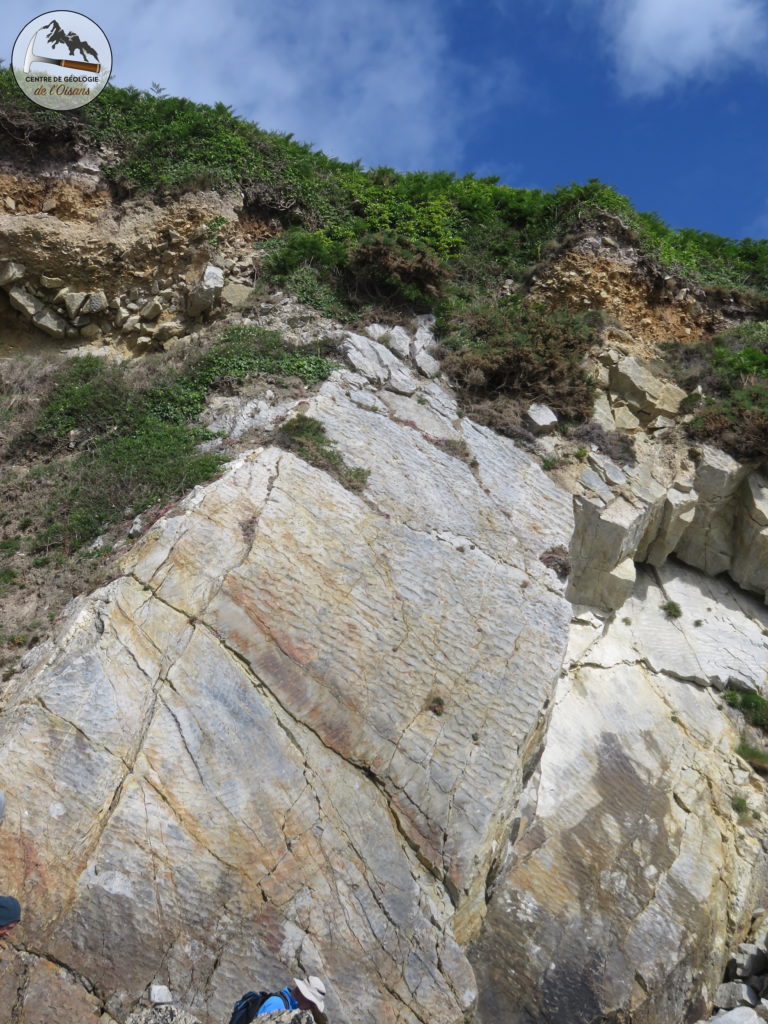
[622,616,632,626]
[277,415,370,493]
[724,688,768,730]
[541,455,562,471]
[574,447,588,461]
[737,741,768,771]
[732,795,749,816]
[661,600,682,619]
[539,546,571,580]
[426,694,445,716]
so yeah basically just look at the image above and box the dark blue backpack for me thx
[228,989,288,1024]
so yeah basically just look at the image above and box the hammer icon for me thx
[24,30,101,74]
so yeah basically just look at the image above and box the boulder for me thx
[731,945,768,980]
[566,495,650,609]
[64,291,89,318]
[731,473,768,599]
[342,332,418,395]
[525,402,558,434]
[7,284,44,319]
[364,323,411,360]
[149,985,174,1004]
[186,264,224,316]
[591,392,616,431]
[32,306,69,339]
[79,323,103,341]
[612,402,642,431]
[717,982,759,1009]
[411,314,441,377]
[221,282,254,308]
[715,1009,762,1023]
[81,290,109,315]
[0,260,25,286]
[609,355,686,418]
[140,297,163,321]
[676,447,755,580]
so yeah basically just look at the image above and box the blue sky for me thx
[2,0,767,240]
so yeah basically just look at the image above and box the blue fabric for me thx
[257,988,297,1016]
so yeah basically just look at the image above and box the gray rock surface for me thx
[716,982,759,1009]
[472,560,768,1024]
[187,264,225,316]
[525,402,559,433]
[0,334,572,1023]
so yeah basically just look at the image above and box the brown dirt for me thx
[0,171,111,221]
[0,170,277,294]
[528,248,727,359]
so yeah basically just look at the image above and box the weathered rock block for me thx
[186,264,224,316]
[676,446,752,577]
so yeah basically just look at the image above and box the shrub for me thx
[661,600,682,619]
[724,688,768,730]
[440,300,597,421]
[737,741,768,771]
[665,321,768,460]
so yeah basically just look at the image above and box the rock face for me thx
[1,178,768,1023]
[567,442,768,613]
[471,564,768,1024]
[0,333,574,1023]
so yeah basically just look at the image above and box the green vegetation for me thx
[737,742,768,770]
[439,299,598,420]
[3,72,767,312]
[277,415,369,492]
[724,688,768,729]
[666,321,768,460]
[731,795,749,815]
[4,74,768,441]
[5,328,337,550]
[661,600,683,619]
[205,215,229,248]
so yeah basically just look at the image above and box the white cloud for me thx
[594,0,768,96]
[1,0,522,171]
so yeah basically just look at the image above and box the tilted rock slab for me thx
[471,563,768,1024]
[0,335,573,1023]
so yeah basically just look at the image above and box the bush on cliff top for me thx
[2,69,767,306]
[3,73,768,437]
